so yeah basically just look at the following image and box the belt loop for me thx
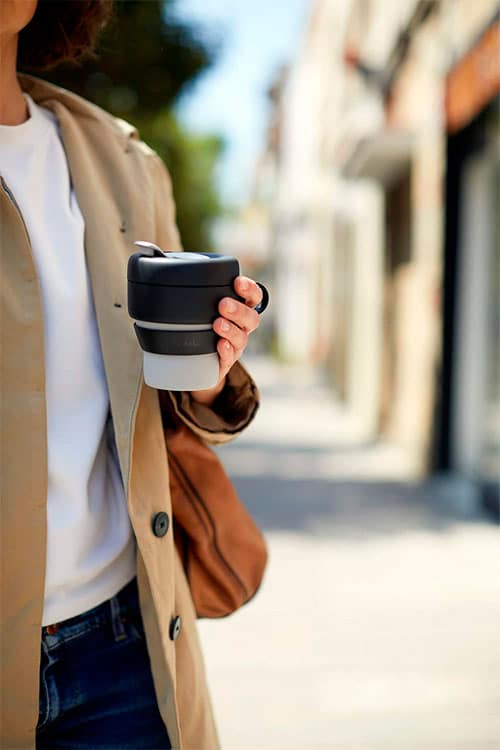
[109,594,127,642]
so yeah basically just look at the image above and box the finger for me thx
[213,317,248,353]
[218,297,260,332]
[217,337,235,376]
[234,276,263,309]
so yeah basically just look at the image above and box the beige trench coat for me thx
[0,75,260,750]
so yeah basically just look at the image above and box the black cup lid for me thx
[128,251,240,287]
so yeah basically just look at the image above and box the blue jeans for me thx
[36,577,171,750]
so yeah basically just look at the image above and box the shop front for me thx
[440,13,500,516]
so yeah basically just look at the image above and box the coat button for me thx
[169,615,182,641]
[152,512,170,537]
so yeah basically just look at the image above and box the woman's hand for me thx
[190,276,263,406]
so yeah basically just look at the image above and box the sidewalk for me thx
[198,358,500,750]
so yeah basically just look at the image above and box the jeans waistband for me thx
[41,576,139,650]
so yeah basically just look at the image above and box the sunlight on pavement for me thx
[199,358,500,750]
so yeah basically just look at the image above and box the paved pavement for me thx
[198,358,500,750]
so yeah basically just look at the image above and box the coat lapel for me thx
[22,76,150,488]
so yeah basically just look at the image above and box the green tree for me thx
[42,0,223,250]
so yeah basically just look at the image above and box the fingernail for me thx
[240,279,249,291]
[220,320,230,332]
[224,341,231,350]
[225,300,236,312]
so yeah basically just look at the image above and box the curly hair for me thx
[18,0,113,72]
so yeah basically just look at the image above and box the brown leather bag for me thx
[161,399,268,619]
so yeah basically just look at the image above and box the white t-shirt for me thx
[0,93,136,625]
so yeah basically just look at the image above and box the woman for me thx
[0,2,263,748]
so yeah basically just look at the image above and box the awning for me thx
[341,130,414,186]
[446,15,500,134]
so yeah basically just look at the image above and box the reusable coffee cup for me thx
[127,241,270,391]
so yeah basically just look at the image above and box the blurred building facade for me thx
[264,0,499,503]
[439,4,499,511]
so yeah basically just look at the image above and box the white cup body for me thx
[143,351,220,391]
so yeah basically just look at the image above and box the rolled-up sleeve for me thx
[165,360,259,445]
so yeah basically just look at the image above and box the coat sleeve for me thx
[148,151,260,445]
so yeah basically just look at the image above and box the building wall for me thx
[330,0,498,468]
[267,0,499,470]
[383,8,446,454]
[272,0,351,364]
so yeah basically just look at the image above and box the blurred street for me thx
[4,2,498,749]
[199,357,500,750]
